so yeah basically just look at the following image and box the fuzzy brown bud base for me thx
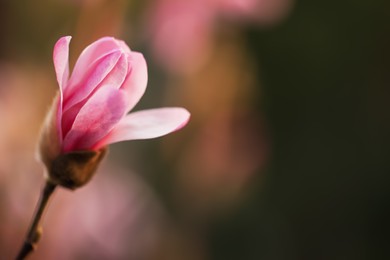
[46,147,107,190]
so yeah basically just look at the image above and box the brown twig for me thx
[16,180,57,260]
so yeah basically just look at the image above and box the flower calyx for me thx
[46,147,107,190]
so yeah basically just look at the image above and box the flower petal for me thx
[61,54,128,137]
[96,54,128,91]
[117,39,131,53]
[99,107,190,146]
[63,87,129,152]
[70,37,124,84]
[63,51,122,111]
[53,36,71,91]
[121,52,148,113]
[53,36,71,144]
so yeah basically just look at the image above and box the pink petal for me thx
[63,51,122,111]
[53,36,71,145]
[61,54,128,137]
[70,37,124,85]
[121,52,148,113]
[117,39,131,53]
[62,87,129,152]
[53,36,71,90]
[61,100,86,139]
[98,108,190,146]
[96,54,128,90]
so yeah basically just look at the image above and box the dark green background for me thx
[210,1,390,259]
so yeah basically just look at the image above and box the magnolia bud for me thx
[36,36,189,189]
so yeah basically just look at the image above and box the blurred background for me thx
[0,0,390,259]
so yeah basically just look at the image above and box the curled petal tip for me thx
[175,108,191,131]
[54,36,72,54]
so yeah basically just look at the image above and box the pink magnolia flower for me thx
[39,36,190,188]
[44,36,189,154]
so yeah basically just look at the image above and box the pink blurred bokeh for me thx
[144,0,294,73]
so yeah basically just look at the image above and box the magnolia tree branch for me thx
[16,181,57,260]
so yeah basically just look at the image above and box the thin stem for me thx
[16,180,57,260]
